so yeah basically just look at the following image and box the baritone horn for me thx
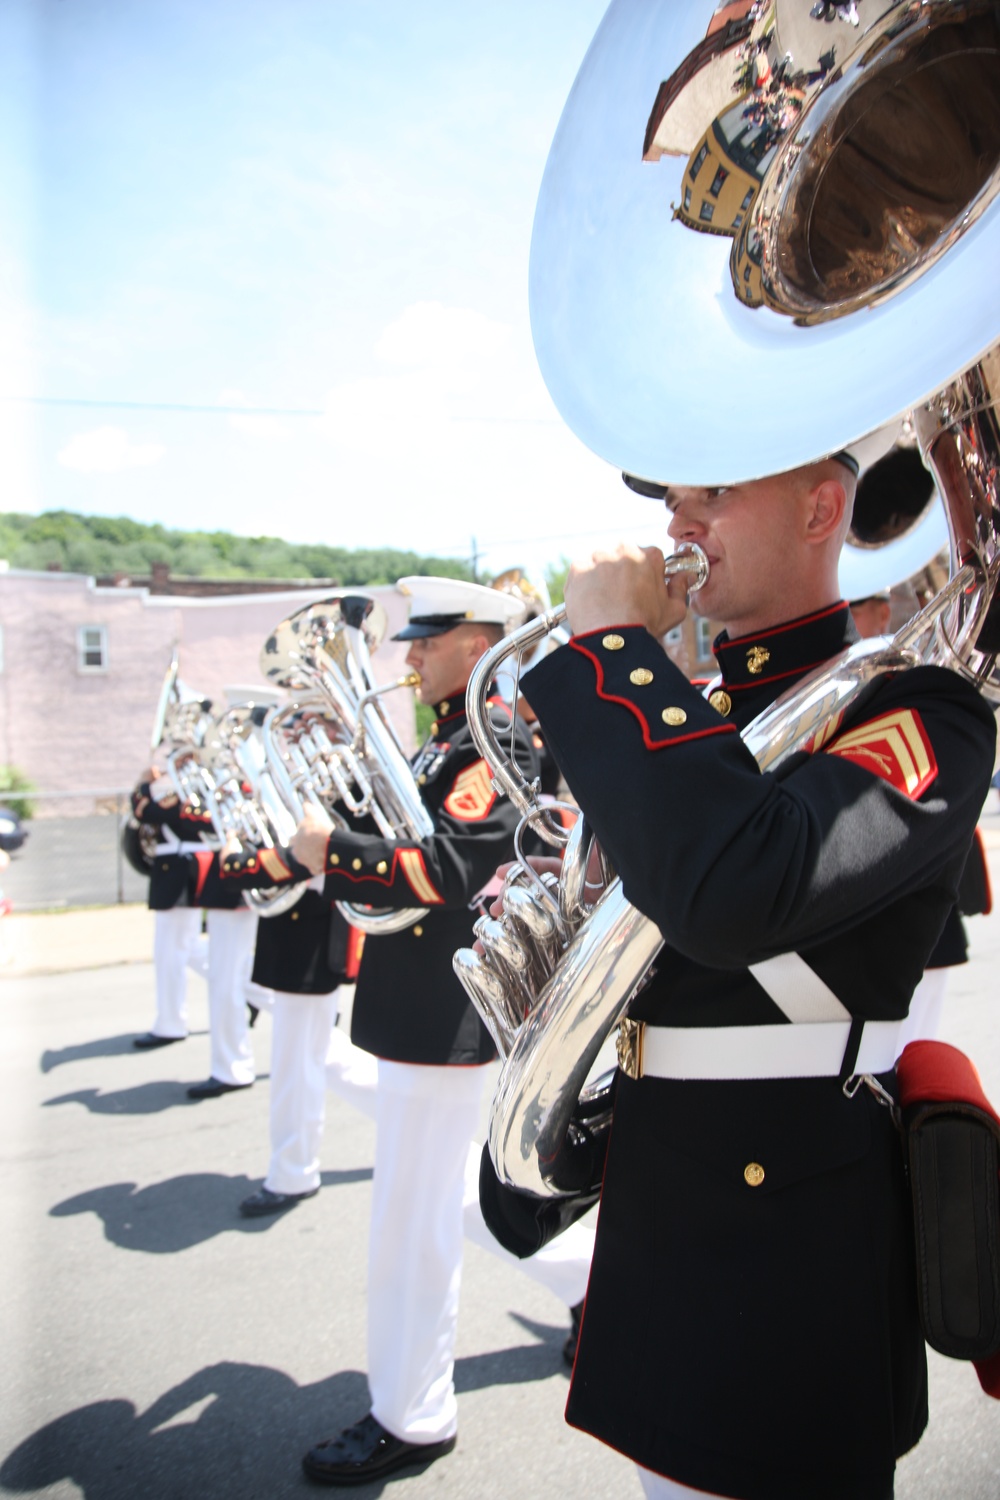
[259,593,433,935]
[453,0,1000,1198]
[120,655,215,877]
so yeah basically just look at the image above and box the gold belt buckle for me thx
[616,1018,645,1080]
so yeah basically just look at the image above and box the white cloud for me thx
[57,426,165,473]
[375,301,510,373]
[228,414,290,440]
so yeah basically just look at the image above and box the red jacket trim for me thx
[570,638,738,751]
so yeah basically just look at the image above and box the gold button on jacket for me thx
[744,1162,765,1187]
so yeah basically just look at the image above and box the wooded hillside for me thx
[0,510,476,585]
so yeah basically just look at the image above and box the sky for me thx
[1,0,671,579]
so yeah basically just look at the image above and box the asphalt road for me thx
[1,815,149,912]
[2,877,1000,1500]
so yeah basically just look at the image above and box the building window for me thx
[77,624,108,672]
[695,618,713,658]
[708,166,728,198]
[732,213,743,229]
[689,143,709,181]
[699,200,715,223]
[741,186,755,211]
[683,185,692,211]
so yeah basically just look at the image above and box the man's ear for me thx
[805,478,849,545]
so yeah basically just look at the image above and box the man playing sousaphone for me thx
[484,456,996,1499]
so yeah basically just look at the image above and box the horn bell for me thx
[529,0,1000,485]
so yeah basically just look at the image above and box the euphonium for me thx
[121,656,216,877]
[259,592,434,935]
[454,0,1000,1198]
[196,701,314,917]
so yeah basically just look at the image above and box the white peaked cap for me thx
[393,576,527,639]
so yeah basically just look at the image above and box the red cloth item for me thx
[897,1040,1000,1398]
[345,925,365,982]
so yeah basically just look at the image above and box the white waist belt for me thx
[154,839,213,855]
[618,1020,905,1082]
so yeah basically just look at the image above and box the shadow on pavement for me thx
[43,1082,205,1115]
[456,1312,572,1390]
[49,1167,374,1253]
[42,1073,270,1116]
[40,1031,208,1073]
[0,1363,370,1499]
[0,1345,563,1499]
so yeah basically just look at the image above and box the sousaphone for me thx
[455,0,1000,1199]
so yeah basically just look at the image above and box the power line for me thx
[3,396,324,417]
[4,396,562,425]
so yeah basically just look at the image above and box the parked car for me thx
[0,805,28,853]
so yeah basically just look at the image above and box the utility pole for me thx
[470,535,480,583]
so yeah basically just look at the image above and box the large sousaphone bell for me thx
[455,0,1000,1199]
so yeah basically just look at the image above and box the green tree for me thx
[544,557,571,606]
[0,765,36,820]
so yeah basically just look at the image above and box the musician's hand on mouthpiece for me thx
[563,544,688,639]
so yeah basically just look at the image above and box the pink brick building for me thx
[0,568,413,812]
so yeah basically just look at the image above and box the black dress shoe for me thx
[239,1186,318,1217]
[186,1077,252,1099]
[133,1033,185,1050]
[563,1299,584,1367]
[302,1413,456,1487]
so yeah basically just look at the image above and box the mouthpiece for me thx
[664,543,709,593]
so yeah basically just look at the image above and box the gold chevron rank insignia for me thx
[259,847,293,884]
[824,709,938,799]
[398,848,444,904]
[443,760,496,822]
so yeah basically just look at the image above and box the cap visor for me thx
[391,622,459,641]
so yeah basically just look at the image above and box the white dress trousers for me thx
[263,987,340,1195]
[325,1027,594,1304]
[205,907,257,1086]
[151,906,204,1039]
[323,1028,596,1442]
[366,1058,486,1444]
